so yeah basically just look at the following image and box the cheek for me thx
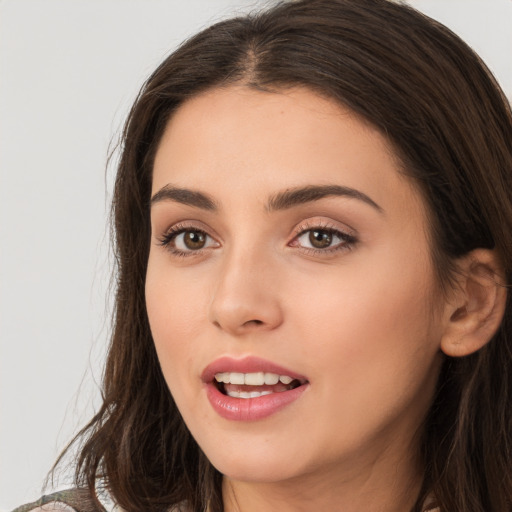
[289,250,441,401]
[145,256,210,391]
[280,258,442,458]
[146,251,211,334]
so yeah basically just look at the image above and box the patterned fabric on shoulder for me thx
[11,489,107,512]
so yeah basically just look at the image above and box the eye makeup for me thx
[289,220,358,256]
[156,217,358,259]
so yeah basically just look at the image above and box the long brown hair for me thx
[59,1,512,510]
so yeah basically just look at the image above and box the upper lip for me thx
[201,356,308,383]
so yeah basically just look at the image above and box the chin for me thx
[214,460,302,484]
[199,436,309,484]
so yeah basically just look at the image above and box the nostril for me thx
[243,319,264,327]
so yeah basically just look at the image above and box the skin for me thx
[146,86,449,512]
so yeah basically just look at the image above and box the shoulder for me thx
[11,489,108,512]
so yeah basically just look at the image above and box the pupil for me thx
[184,231,206,250]
[309,230,332,248]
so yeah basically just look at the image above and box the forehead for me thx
[152,85,425,221]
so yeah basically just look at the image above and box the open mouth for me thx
[214,371,306,399]
[204,361,310,420]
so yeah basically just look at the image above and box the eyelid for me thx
[292,217,357,239]
[155,217,357,258]
[156,219,220,242]
[289,218,358,254]
[157,221,221,257]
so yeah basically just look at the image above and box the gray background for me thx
[1,0,511,509]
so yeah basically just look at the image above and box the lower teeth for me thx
[217,379,301,398]
[226,390,273,399]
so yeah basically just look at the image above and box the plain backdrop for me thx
[1,0,511,510]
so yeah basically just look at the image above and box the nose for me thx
[209,249,284,336]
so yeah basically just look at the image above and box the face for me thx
[146,86,446,486]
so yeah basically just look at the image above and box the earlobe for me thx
[440,249,507,358]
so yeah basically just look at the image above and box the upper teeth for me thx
[214,372,294,386]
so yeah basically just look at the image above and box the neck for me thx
[222,441,423,512]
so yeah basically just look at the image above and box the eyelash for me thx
[157,221,357,258]
[157,223,216,258]
[291,221,357,256]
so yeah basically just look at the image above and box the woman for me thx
[14,0,512,511]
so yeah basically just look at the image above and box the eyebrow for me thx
[151,185,218,210]
[267,184,383,213]
[150,183,383,213]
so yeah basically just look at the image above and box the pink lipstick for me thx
[202,356,309,421]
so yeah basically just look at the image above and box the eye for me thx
[300,229,337,249]
[158,226,219,256]
[291,224,357,254]
[175,230,209,251]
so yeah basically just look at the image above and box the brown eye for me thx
[294,226,354,253]
[309,230,332,249]
[160,227,218,255]
[183,230,206,250]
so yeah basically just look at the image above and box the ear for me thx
[440,249,507,358]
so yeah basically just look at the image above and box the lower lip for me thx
[205,382,308,421]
